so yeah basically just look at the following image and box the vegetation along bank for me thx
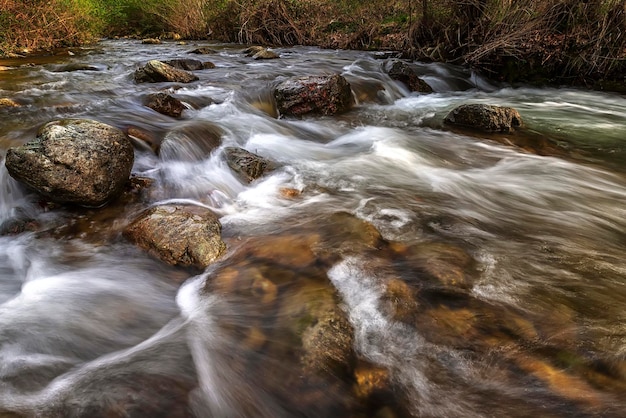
[1,0,626,89]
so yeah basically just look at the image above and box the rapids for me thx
[0,40,625,417]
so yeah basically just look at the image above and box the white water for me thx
[1,40,625,417]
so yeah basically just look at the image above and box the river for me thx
[0,40,625,417]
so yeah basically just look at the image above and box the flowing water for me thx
[0,40,625,417]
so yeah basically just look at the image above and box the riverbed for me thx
[0,40,625,417]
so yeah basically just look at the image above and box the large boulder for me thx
[223,147,275,183]
[274,74,353,117]
[134,60,198,83]
[144,93,185,118]
[124,204,226,268]
[386,61,433,93]
[444,104,523,133]
[5,119,134,207]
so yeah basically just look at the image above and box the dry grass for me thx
[0,0,97,53]
[1,0,624,86]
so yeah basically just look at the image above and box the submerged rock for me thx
[386,60,433,93]
[390,241,476,289]
[444,103,523,133]
[144,92,185,118]
[223,147,275,183]
[5,119,134,207]
[277,282,356,379]
[188,47,217,54]
[134,60,198,83]
[353,362,392,401]
[274,74,353,117]
[0,217,39,236]
[159,121,223,161]
[124,204,226,268]
[53,63,100,72]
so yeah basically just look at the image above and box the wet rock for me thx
[162,32,181,40]
[234,234,321,269]
[5,119,134,207]
[223,147,275,183]
[391,241,475,289]
[163,58,214,71]
[0,98,19,107]
[53,63,99,72]
[510,354,603,407]
[350,78,386,104]
[134,60,198,83]
[48,372,196,418]
[124,204,226,268]
[188,47,217,54]
[159,121,223,161]
[301,304,355,378]
[353,363,392,400]
[444,103,523,133]
[274,74,353,117]
[0,217,39,236]
[141,38,161,44]
[278,282,356,379]
[252,48,279,60]
[144,92,185,118]
[279,187,301,199]
[243,45,267,56]
[210,264,282,307]
[319,212,385,258]
[250,98,278,118]
[126,126,160,153]
[45,175,155,243]
[386,60,433,93]
[380,277,419,323]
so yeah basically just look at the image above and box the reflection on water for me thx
[0,40,625,417]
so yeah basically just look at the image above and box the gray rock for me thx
[444,103,523,133]
[5,119,134,207]
[124,204,226,268]
[274,74,353,117]
[134,60,198,83]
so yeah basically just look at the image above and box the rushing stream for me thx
[0,40,625,417]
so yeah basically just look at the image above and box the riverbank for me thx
[1,0,626,90]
